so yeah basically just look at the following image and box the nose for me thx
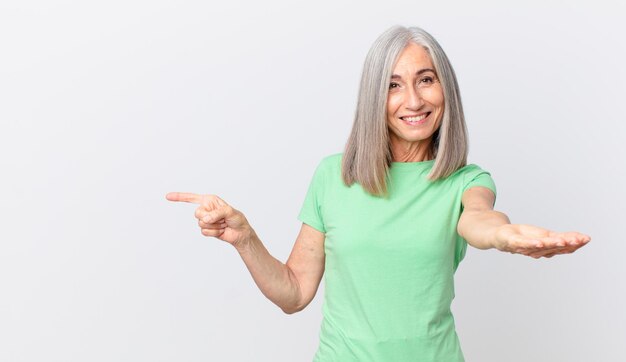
[404,84,424,110]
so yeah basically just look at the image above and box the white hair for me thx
[342,25,469,197]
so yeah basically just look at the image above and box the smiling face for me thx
[386,42,444,162]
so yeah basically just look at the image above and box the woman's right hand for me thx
[166,192,253,250]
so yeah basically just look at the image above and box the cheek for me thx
[427,91,445,126]
[432,89,445,109]
[425,90,445,118]
[386,93,401,117]
[425,87,443,102]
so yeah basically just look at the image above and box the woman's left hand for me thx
[493,224,591,258]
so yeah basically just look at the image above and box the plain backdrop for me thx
[1,1,624,361]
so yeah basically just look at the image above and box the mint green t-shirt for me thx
[297,153,497,362]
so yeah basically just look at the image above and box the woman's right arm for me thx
[166,192,325,314]
[238,222,325,314]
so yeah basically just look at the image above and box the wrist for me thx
[491,223,515,251]
[234,225,257,254]
[488,224,504,250]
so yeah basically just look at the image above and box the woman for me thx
[166,25,590,361]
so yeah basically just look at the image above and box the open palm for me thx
[494,224,591,258]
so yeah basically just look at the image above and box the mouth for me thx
[400,112,431,125]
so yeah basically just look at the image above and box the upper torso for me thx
[297,153,496,362]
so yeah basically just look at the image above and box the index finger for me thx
[166,192,203,204]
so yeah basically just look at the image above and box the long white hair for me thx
[342,25,469,197]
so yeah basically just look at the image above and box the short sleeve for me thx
[461,166,497,205]
[297,160,327,233]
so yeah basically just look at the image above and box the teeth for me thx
[402,113,428,122]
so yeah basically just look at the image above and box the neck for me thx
[389,137,433,162]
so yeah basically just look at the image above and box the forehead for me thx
[393,42,433,73]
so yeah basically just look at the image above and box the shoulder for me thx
[454,163,497,198]
[316,152,343,172]
[305,153,343,184]
[449,163,492,182]
[443,163,496,194]
[320,152,343,165]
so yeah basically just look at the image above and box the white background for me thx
[1,1,624,361]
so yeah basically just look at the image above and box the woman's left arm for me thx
[457,186,591,258]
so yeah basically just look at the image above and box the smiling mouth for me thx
[400,112,431,124]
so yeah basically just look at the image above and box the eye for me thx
[389,82,400,89]
[419,76,434,85]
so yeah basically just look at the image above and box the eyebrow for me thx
[391,68,436,79]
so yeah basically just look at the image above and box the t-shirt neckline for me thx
[390,159,435,171]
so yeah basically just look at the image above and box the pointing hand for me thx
[166,192,252,250]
